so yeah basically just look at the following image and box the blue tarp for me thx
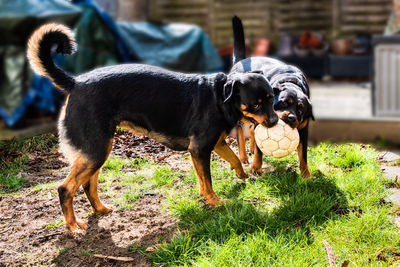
[0,0,223,127]
[0,0,81,127]
[118,21,223,73]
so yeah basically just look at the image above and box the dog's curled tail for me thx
[232,15,246,65]
[27,23,76,92]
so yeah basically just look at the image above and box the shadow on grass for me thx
[153,160,350,264]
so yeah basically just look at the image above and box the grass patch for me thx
[151,143,400,266]
[58,247,73,255]
[0,133,57,154]
[43,218,65,229]
[0,134,58,193]
[103,156,126,171]
[99,156,173,210]
[127,243,147,254]
[0,172,27,193]
[32,181,57,192]
[152,166,178,186]
[79,250,94,257]
[3,133,397,265]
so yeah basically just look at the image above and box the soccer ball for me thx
[254,120,299,158]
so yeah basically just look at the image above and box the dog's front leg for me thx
[247,126,263,174]
[236,125,249,164]
[249,123,256,154]
[214,134,248,180]
[297,123,311,178]
[189,139,227,206]
[250,145,263,174]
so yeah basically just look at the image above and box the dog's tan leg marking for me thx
[82,141,113,214]
[214,134,248,181]
[250,146,263,174]
[297,143,311,178]
[82,170,113,214]
[188,138,227,206]
[237,125,249,164]
[190,155,227,206]
[249,124,256,154]
[58,155,97,231]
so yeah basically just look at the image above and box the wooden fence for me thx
[145,0,393,48]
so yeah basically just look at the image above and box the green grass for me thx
[143,143,400,266]
[42,218,65,229]
[0,134,58,193]
[58,247,73,255]
[1,134,398,265]
[79,250,94,257]
[99,155,178,209]
[127,243,148,254]
[0,133,57,153]
[32,181,57,192]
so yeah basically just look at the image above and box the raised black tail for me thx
[27,24,76,92]
[232,16,246,65]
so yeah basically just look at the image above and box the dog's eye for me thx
[253,104,261,111]
[281,101,288,108]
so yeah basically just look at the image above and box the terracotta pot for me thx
[331,39,353,55]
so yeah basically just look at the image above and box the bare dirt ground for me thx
[0,131,183,266]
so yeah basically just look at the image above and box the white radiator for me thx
[374,44,400,117]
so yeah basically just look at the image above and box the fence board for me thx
[150,0,393,48]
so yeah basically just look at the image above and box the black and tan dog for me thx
[230,16,314,177]
[27,23,278,230]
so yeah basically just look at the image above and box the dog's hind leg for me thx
[58,154,98,231]
[214,134,248,180]
[82,140,113,214]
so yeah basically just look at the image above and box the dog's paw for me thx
[76,220,89,229]
[236,171,248,181]
[66,220,88,231]
[250,166,263,175]
[93,205,114,214]
[301,168,312,178]
[66,223,78,231]
[240,157,249,164]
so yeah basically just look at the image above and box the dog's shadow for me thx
[176,165,349,245]
[53,215,144,266]
[52,195,176,267]
[52,165,349,265]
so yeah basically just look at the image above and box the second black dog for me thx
[230,16,314,177]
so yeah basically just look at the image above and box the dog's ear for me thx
[309,107,315,120]
[223,80,237,103]
[273,86,281,96]
[305,96,315,120]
